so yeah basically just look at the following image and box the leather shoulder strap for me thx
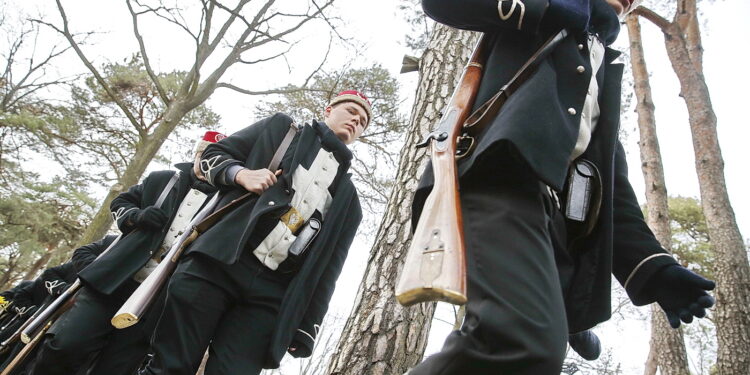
[194,121,300,233]
[268,122,299,172]
[154,171,181,208]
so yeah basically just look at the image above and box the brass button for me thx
[269,201,276,206]
[578,44,584,50]
[568,108,577,115]
[576,66,585,74]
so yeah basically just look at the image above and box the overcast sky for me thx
[8,0,749,373]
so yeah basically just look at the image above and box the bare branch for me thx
[32,0,141,130]
[125,0,169,104]
[216,83,328,96]
[634,6,671,32]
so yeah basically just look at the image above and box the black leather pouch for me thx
[562,159,602,238]
[288,218,321,257]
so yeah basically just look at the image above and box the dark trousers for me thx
[410,171,570,375]
[27,285,157,375]
[140,253,290,375]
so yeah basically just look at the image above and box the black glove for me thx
[641,264,715,328]
[44,280,68,297]
[128,207,169,230]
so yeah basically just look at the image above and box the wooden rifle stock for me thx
[395,34,491,306]
[1,320,53,375]
[19,280,79,344]
[111,194,221,329]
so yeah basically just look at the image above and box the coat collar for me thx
[311,119,353,169]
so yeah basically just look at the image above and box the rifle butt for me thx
[111,258,175,329]
[20,281,80,344]
[396,157,467,306]
[111,230,196,329]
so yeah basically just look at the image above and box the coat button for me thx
[578,44,584,50]
[269,201,276,206]
[568,108,577,115]
[284,189,290,195]
[576,66,585,74]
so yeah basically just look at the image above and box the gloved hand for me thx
[44,280,68,297]
[127,207,169,230]
[641,264,715,328]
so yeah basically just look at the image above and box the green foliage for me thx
[0,162,94,288]
[668,196,714,280]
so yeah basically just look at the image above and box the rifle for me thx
[395,29,569,307]
[19,245,117,344]
[1,321,53,375]
[112,122,299,329]
[111,193,220,329]
[19,169,182,343]
[0,301,46,353]
[395,34,492,307]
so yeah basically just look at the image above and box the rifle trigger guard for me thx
[416,131,449,149]
[455,134,475,160]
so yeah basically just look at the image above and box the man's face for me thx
[605,0,640,17]
[323,102,368,145]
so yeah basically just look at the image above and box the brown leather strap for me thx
[194,122,300,233]
[464,29,568,134]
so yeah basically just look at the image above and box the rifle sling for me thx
[464,29,568,133]
[193,122,299,235]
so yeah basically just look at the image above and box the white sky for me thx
[7,0,749,374]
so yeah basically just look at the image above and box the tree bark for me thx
[627,15,691,375]
[327,25,478,375]
[636,5,750,374]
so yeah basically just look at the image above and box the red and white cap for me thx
[193,131,227,154]
[328,90,372,125]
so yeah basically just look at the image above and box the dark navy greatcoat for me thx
[196,113,362,366]
[413,0,677,332]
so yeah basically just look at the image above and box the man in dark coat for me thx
[139,90,368,375]
[0,238,112,374]
[408,1,715,374]
[27,133,222,375]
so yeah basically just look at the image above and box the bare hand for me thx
[234,168,282,194]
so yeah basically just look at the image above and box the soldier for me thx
[0,237,114,373]
[139,91,368,375]
[27,132,223,375]
[408,1,715,374]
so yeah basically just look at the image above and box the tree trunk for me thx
[627,15,691,375]
[637,4,750,373]
[662,17,750,375]
[76,102,189,247]
[327,25,478,375]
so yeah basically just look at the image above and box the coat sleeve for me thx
[290,195,363,357]
[71,235,119,274]
[610,142,678,305]
[200,113,294,188]
[39,263,75,284]
[421,0,590,34]
[110,176,149,234]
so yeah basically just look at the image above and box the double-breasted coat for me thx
[196,113,362,366]
[413,0,677,332]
